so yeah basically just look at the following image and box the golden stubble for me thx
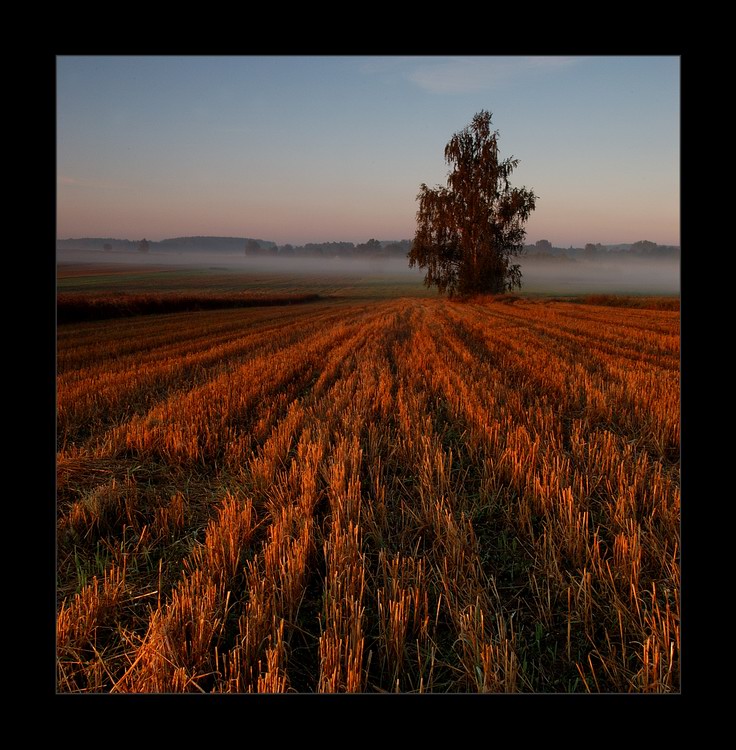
[57,296,680,693]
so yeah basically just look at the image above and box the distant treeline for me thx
[56,236,679,261]
[524,239,680,261]
[56,236,413,259]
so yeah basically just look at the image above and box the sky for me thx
[56,55,680,248]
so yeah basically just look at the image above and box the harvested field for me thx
[56,294,680,693]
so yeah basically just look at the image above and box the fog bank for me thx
[57,248,680,296]
[518,256,679,296]
[57,247,425,277]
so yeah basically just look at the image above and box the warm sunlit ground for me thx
[56,259,680,693]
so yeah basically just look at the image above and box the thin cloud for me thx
[405,56,579,94]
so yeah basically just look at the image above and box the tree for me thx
[137,238,149,254]
[245,239,261,256]
[630,240,657,256]
[409,110,537,296]
[356,238,382,255]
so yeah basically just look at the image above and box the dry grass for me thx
[57,295,680,692]
[575,294,680,311]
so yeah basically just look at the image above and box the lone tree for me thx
[409,110,537,296]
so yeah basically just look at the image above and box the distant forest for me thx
[56,235,680,261]
[523,239,680,261]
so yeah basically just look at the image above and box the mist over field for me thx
[57,247,416,273]
[57,246,679,297]
[517,256,680,296]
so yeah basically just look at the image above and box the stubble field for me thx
[56,263,680,693]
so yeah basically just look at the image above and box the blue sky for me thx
[56,55,680,247]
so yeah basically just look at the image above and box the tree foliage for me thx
[245,239,262,256]
[409,110,537,296]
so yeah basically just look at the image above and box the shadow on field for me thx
[57,292,322,323]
